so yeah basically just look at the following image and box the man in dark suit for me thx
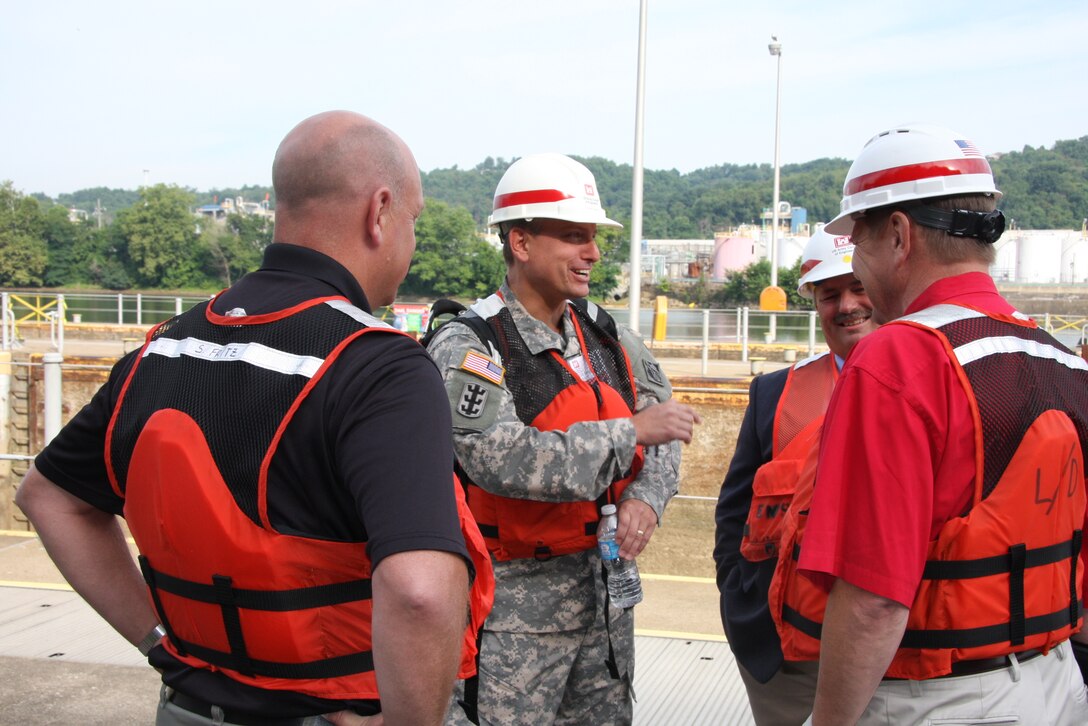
[713,228,877,725]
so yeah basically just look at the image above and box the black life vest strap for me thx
[900,602,1083,650]
[473,521,598,542]
[782,603,822,641]
[1008,544,1027,646]
[783,533,1085,651]
[920,536,1079,580]
[139,555,188,658]
[1071,530,1083,628]
[169,636,376,679]
[600,561,623,681]
[137,558,375,679]
[783,601,1085,651]
[214,574,255,676]
[458,630,484,725]
[140,563,372,610]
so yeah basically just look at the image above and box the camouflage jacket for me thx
[426,283,680,632]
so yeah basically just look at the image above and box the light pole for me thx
[768,35,782,291]
[629,0,648,333]
[763,34,784,343]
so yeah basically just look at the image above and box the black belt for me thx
[167,690,324,726]
[885,648,1046,681]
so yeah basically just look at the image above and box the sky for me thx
[3,0,1086,198]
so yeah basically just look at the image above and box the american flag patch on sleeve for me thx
[460,350,505,385]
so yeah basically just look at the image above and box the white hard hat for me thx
[825,124,1001,236]
[797,228,855,299]
[488,153,622,229]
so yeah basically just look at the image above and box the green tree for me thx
[119,184,206,288]
[401,199,504,299]
[41,204,92,286]
[712,258,804,308]
[0,181,49,286]
[199,213,271,287]
[87,223,133,289]
[590,225,624,301]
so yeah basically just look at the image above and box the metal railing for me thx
[4,290,1084,364]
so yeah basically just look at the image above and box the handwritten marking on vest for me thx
[1036,442,1080,515]
[1064,442,1080,499]
[458,382,488,418]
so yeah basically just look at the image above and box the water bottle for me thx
[597,504,643,608]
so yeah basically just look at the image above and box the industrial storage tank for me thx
[777,235,806,270]
[712,234,759,279]
[1015,231,1063,283]
[990,234,1017,282]
[1059,232,1088,283]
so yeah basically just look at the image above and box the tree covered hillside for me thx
[2,135,1084,295]
[420,137,1088,235]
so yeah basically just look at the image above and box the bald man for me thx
[15,111,492,726]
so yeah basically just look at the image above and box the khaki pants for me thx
[859,641,1088,725]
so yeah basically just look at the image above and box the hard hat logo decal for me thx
[954,139,984,158]
[585,184,596,197]
[833,235,851,249]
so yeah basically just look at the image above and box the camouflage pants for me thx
[448,606,634,726]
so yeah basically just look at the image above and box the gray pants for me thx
[156,686,334,726]
[736,659,818,726]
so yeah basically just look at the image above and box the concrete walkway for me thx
[0,531,753,724]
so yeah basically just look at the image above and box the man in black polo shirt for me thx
[15,111,491,726]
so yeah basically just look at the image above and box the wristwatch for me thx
[137,624,167,656]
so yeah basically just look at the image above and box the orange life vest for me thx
[107,296,494,700]
[769,304,1088,679]
[455,295,644,561]
[740,353,837,563]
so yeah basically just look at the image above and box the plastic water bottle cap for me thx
[600,504,617,515]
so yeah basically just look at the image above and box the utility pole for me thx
[628,0,648,333]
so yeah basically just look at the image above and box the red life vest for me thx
[769,305,1088,679]
[457,295,645,561]
[107,296,494,699]
[740,353,837,563]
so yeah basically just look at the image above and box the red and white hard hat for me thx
[797,227,855,299]
[825,124,1001,236]
[488,153,622,229]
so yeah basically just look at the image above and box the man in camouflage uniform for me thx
[427,154,699,726]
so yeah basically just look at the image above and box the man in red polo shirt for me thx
[789,124,1088,724]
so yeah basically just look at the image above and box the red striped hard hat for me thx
[797,228,855,299]
[488,153,622,228]
[825,124,1001,236]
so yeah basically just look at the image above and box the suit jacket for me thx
[713,366,789,683]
